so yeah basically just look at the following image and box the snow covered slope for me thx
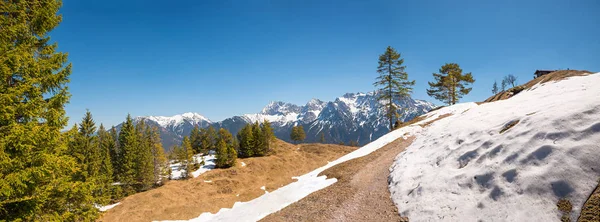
[389,73,600,221]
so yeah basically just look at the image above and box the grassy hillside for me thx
[98,139,355,222]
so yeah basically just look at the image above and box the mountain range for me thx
[123,91,436,150]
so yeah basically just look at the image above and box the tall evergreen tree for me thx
[108,127,121,182]
[427,63,475,105]
[501,78,507,92]
[291,126,306,144]
[97,124,115,204]
[373,46,415,130]
[118,114,138,194]
[0,0,98,219]
[237,124,254,158]
[216,129,236,168]
[190,125,202,154]
[251,121,265,156]
[135,123,155,190]
[492,81,499,94]
[179,136,194,179]
[148,126,168,185]
[261,120,275,154]
[320,132,326,143]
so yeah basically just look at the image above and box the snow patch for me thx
[389,73,600,221]
[96,202,120,212]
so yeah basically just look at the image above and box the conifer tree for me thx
[237,124,254,158]
[261,120,275,154]
[97,124,115,204]
[427,63,475,105]
[118,114,138,194]
[108,127,121,181]
[492,81,499,94]
[0,1,98,219]
[206,126,218,151]
[291,126,306,144]
[501,79,507,92]
[190,125,202,154]
[215,139,229,168]
[373,46,415,130]
[216,129,236,168]
[180,136,194,178]
[135,124,155,190]
[148,126,168,185]
[252,121,265,156]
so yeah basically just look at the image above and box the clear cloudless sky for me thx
[53,0,600,127]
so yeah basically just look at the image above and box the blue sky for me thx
[54,0,600,127]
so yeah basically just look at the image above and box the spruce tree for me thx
[296,126,306,143]
[251,121,265,156]
[237,124,254,158]
[206,126,218,151]
[108,127,121,182]
[180,136,194,178]
[215,139,229,168]
[216,129,236,168]
[136,124,155,190]
[290,126,298,144]
[261,120,275,154]
[190,125,202,154]
[373,46,415,131]
[0,1,98,219]
[427,63,475,105]
[97,124,115,204]
[320,132,326,143]
[148,126,168,185]
[117,114,138,194]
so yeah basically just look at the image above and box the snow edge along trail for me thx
[157,103,478,222]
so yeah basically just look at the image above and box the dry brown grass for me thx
[98,139,355,222]
[579,179,600,222]
[483,70,593,103]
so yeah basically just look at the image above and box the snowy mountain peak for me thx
[260,101,301,116]
[138,112,212,130]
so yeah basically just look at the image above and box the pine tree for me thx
[206,126,218,151]
[501,78,507,92]
[261,120,275,154]
[237,124,254,158]
[135,124,155,190]
[118,114,138,194]
[0,1,98,219]
[291,125,306,144]
[492,81,499,94]
[180,136,194,178]
[148,126,168,185]
[190,125,202,154]
[320,132,326,143]
[97,124,115,204]
[427,63,475,105]
[108,127,121,181]
[215,138,229,168]
[373,46,415,131]
[216,129,236,168]
[252,121,265,156]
